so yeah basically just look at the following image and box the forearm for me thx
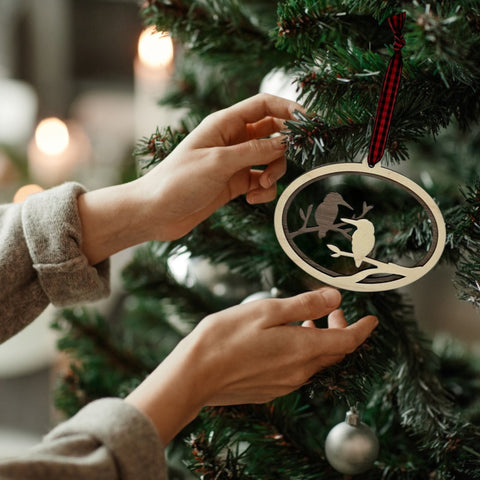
[125,337,206,445]
[77,180,152,265]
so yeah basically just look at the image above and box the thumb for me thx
[223,135,287,171]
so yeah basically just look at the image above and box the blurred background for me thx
[0,0,479,460]
[0,0,182,456]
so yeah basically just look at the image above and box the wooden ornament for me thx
[274,160,446,292]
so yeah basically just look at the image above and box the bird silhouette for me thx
[341,217,375,267]
[314,192,353,238]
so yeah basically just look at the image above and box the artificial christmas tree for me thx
[53,1,480,478]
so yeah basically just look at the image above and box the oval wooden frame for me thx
[274,162,446,292]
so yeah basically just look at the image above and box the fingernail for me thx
[260,174,272,188]
[274,135,288,150]
[321,288,341,308]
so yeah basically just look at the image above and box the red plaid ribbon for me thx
[367,12,406,167]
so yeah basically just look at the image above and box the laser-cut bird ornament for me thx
[341,217,376,267]
[314,192,353,239]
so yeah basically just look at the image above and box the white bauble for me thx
[259,68,299,102]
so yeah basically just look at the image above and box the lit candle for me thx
[35,117,69,155]
[134,26,176,139]
[28,117,90,187]
[138,26,174,70]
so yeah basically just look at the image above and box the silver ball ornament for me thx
[325,408,379,475]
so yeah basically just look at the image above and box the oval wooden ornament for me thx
[274,161,446,292]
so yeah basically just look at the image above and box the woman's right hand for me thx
[125,288,378,445]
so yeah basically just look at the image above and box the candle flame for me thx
[35,117,69,155]
[138,26,174,68]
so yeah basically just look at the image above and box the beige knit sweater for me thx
[0,183,166,479]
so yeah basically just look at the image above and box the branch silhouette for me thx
[289,201,373,240]
[327,244,423,283]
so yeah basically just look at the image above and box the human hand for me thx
[77,93,302,265]
[125,288,378,444]
[185,288,377,406]
[135,93,303,241]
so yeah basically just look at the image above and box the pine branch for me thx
[122,241,216,320]
[304,290,480,476]
[189,397,339,480]
[275,0,389,56]
[53,309,150,375]
[162,57,249,119]
[277,2,480,159]
[141,0,286,70]
[451,180,480,307]
[356,292,480,476]
[283,111,368,168]
[187,426,256,480]
[133,125,188,171]
[167,204,276,287]
[52,308,151,416]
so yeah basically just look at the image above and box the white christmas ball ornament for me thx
[259,68,298,102]
[325,408,379,475]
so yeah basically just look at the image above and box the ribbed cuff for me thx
[46,398,167,480]
[22,182,110,306]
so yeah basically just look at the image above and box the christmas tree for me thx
[53,1,480,478]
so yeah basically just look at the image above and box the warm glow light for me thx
[13,184,44,203]
[35,117,69,155]
[138,26,174,68]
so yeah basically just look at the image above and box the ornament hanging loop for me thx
[392,33,405,52]
[345,408,361,427]
[367,12,406,168]
[390,16,406,52]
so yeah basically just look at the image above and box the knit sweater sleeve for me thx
[0,182,109,343]
[0,186,168,479]
[0,398,167,480]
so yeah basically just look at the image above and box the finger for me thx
[327,309,348,329]
[246,116,288,140]
[222,135,288,171]
[227,93,305,125]
[309,314,378,356]
[241,170,276,204]
[302,320,316,328]
[262,289,342,327]
[345,315,378,344]
[259,156,287,189]
[246,183,277,204]
[225,169,277,205]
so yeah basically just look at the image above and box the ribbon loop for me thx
[389,13,406,51]
[393,34,406,52]
[367,12,406,167]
